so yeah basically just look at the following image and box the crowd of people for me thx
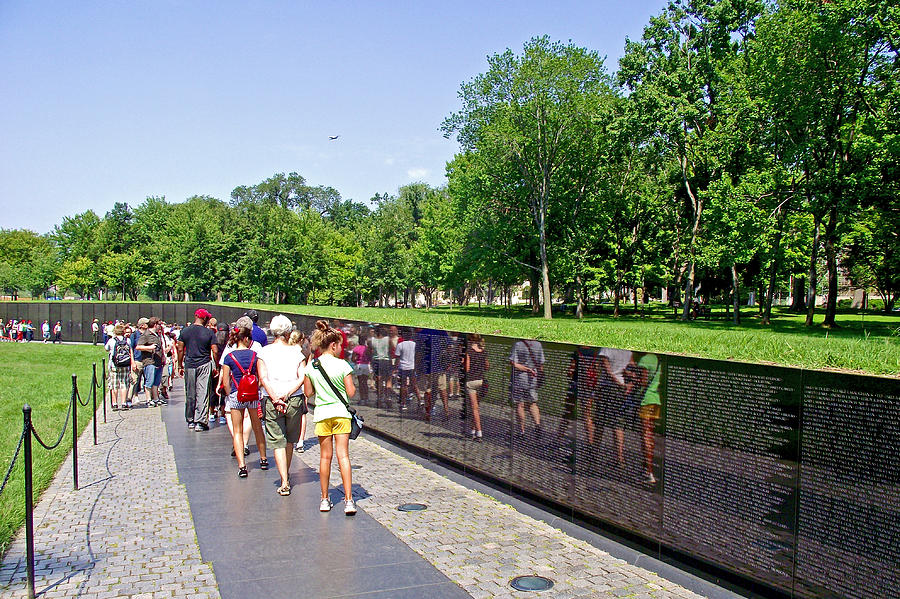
[102,308,359,515]
[11,306,662,506]
[2,319,62,342]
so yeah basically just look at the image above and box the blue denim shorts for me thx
[143,364,163,388]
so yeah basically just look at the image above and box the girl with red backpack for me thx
[222,325,268,478]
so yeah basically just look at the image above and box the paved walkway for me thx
[1,379,733,598]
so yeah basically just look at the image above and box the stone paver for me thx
[0,401,219,599]
[297,436,711,599]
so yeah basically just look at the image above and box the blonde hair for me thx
[288,330,305,346]
[310,320,342,352]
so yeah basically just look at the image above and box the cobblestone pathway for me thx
[0,404,219,599]
[297,437,710,599]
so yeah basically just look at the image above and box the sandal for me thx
[259,458,269,471]
[277,484,291,496]
[238,466,248,478]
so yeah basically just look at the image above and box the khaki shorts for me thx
[423,372,447,392]
[465,379,483,391]
[264,396,305,448]
[315,416,351,437]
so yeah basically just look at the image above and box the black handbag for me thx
[312,358,364,440]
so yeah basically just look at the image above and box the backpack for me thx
[230,351,259,403]
[112,337,131,367]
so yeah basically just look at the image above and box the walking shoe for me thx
[124,401,132,410]
[295,444,305,453]
[218,416,227,425]
[344,498,357,515]
[194,423,209,432]
[158,398,168,405]
[259,458,269,470]
[645,473,657,484]
[188,422,196,429]
[238,466,248,478]
[319,498,333,512]
[243,446,250,456]
[209,415,216,424]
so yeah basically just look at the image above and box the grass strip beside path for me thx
[0,343,105,556]
[220,303,899,376]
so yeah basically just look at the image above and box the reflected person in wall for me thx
[631,352,661,484]
[464,334,489,440]
[596,347,632,469]
[509,338,545,438]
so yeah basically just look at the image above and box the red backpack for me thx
[229,351,259,403]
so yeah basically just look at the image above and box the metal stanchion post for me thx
[72,374,78,491]
[92,363,98,445]
[102,358,107,424]
[23,405,35,599]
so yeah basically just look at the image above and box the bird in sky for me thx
[329,135,340,140]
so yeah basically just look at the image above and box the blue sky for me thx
[0,1,668,234]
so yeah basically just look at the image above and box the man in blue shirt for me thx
[244,310,268,347]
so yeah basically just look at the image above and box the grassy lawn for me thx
[0,343,105,556]
[220,302,899,376]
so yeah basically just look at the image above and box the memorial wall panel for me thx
[662,356,799,594]
[449,334,509,482]
[508,340,574,506]
[70,303,84,341]
[794,371,900,599]
[174,304,188,327]
[573,348,665,539]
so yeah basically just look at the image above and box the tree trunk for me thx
[613,278,621,317]
[789,276,806,312]
[805,214,821,326]
[575,274,585,319]
[762,227,783,326]
[822,204,839,327]
[731,264,741,325]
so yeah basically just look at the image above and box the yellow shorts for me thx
[639,404,661,420]
[315,417,351,436]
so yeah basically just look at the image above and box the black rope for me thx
[0,425,27,497]
[76,386,91,407]
[31,396,73,451]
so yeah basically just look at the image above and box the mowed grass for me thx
[0,343,105,556]
[220,302,899,376]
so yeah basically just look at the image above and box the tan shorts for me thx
[423,372,448,392]
[465,379,483,391]
[315,416,351,437]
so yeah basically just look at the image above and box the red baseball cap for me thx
[195,308,212,319]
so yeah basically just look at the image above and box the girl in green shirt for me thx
[304,320,358,515]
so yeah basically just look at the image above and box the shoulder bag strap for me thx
[312,358,355,414]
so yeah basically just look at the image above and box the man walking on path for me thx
[137,316,165,407]
[178,308,218,431]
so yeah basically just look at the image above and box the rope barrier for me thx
[30,395,73,451]
[76,387,91,407]
[0,426,26,497]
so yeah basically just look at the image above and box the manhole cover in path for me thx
[397,503,428,512]
[510,575,554,592]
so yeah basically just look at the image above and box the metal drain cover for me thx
[397,503,428,512]
[510,575,554,592]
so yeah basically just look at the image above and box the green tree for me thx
[56,256,98,299]
[443,36,613,318]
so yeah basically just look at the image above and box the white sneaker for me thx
[344,498,357,515]
[319,498,333,512]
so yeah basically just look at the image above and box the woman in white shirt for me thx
[258,315,307,496]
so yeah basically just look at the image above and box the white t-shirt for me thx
[598,347,632,386]
[395,339,416,370]
[258,342,306,398]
